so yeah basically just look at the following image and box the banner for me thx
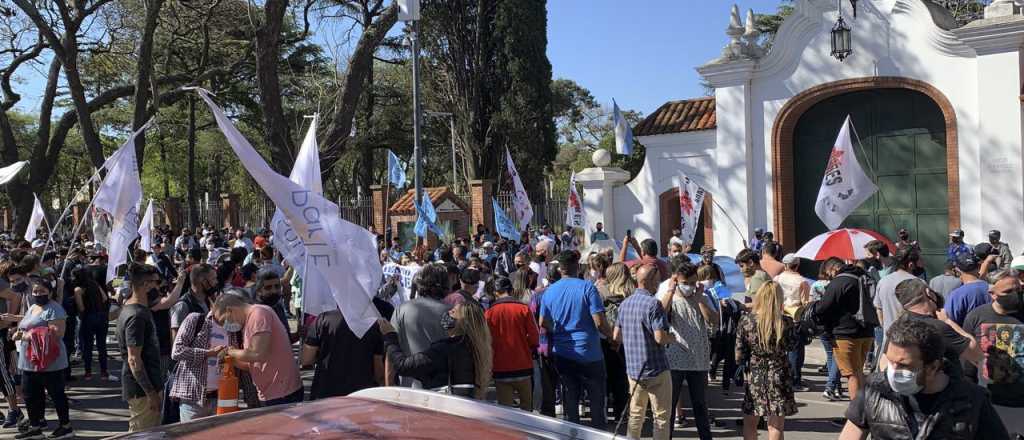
[613,99,634,155]
[196,89,381,337]
[493,198,519,241]
[138,199,154,253]
[565,171,585,230]
[24,194,45,242]
[678,171,707,247]
[92,123,147,281]
[814,115,878,230]
[382,262,421,306]
[0,161,27,185]
[504,148,533,230]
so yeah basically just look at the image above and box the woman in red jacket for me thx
[485,276,539,411]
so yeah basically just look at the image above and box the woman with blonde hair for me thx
[381,301,493,399]
[736,281,798,440]
[601,262,634,422]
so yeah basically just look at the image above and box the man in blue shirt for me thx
[944,253,991,326]
[613,264,671,440]
[589,222,609,243]
[947,229,972,264]
[539,251,611,430]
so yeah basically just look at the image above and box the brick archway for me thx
[771,77,960,251]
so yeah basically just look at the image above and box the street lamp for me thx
[399,0,424,206]
[424,111,457,192]
[831,1,852,62]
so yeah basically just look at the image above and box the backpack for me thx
[834,272,880,328]
[25,326,61,371]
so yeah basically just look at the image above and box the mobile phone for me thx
[626,229,632,237]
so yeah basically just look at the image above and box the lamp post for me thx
[425,111,457,192]
[399,0,423,206]
[831,0,853,62]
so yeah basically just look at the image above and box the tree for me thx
[421,0,557,197]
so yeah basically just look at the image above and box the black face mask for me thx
[995,292,1022,313]
[259,294,281,306]
[147,288,161,308]
[32,294,48,306]
[534,255,546,263]
[12,282,28,294]
[440,312,457,330]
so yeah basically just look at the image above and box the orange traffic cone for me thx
[216,356,240,415]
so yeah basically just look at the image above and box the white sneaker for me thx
[107,374,119,382]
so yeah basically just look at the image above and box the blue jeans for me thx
[179,399,215,422]
[553,355,607,430]
[788,344,805,385]
[870,326,884,367]
[819,335,840,391]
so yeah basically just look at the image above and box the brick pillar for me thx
[470,179,495,233]
[221,193,240,230]
[371,185,386,235]
[163,197,182,231]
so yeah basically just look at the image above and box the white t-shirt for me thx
[205,322,228,391]
[775,271,808,310]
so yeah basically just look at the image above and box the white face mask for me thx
[886,367,923,396]
[589,270,599,280]
[677,284,696,297]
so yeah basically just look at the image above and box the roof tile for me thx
[634,97,716,136]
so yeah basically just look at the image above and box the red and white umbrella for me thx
[795,228,895,261]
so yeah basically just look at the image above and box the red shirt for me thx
[485,297,539,377]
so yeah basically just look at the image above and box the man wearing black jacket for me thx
[812,263,877,400]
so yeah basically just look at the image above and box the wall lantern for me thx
[831,6,852,61]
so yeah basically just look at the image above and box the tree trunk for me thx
[8,180,32,238]
[187,97,198,228]
[254,0,294,174]
[160,136,169,199]
[132,0,165,171]
[60,37,105,168]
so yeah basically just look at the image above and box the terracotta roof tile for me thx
[634,97,716,136]
[389,187,469,215]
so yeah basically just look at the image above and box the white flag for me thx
[24,194,45,242]
[505,148,533,231]
[565,171,585,229]
[269,115,336,317]
[613,99,634,155]
[92,124,146,282]
[196,89,382,337]
[677,171,707,246]
[0,161,28,185]
[138,199,155,253]
[814,115,878,230]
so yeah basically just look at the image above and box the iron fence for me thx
[496,191,568,231]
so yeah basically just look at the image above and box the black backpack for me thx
[834,272,880,328]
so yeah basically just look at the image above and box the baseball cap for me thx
[989,230,1001,240]
[974,242,995,258]
[781,253,800,265]
[895,278,930,307]
[494,277,513,293]
[700,244,716,254]
[956,253,980,272]
[949,229,964,238]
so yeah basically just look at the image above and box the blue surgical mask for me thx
[223,320,243,333]
[886,368,922,396]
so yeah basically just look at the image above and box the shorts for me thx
[833,337,872,377]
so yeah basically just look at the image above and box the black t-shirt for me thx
[962,304,1024,407]
[88,264,108,290]
[117,304,165,400]
[152,308,172,357]
[901,312,969,378]
[304,310,384,399]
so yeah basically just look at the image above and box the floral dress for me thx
[735,313,798,417]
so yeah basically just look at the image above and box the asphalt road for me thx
[15,334,848,439]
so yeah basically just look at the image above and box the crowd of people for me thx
[0,221,1018,440]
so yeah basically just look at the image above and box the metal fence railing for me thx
[496,191,568,231]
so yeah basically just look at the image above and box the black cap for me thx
[989,230,1001,240]
[956,253,980,272]
[895,278,929,307]
[950,229,964,238]
[459,268,481,285]
[494,277,513,293]
[974,242,996,258]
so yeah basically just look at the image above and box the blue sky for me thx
[547,0,782,115]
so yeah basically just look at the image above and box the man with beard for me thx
[987,230,1013,271]
[947,229,972,264]
[117,264,166,432]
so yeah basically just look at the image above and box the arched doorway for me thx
[659,189,714,256]
[777,82,956,275]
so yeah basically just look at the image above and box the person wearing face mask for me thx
[251,269,296,343]
[214,292,303,407]
[168,305,237,422]
[381,301,493,400]
[839,318,1009,440]
[962,273,1024,435]
[10,276,74,440]
[891,279,982,380]
[529,240,552,287]
[169,264,217,343]
[658,257,718,440]
[116,264,167,432]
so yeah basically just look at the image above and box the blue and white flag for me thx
[387,150,407,189]
[414,194,443,238]
[195,88,381,338]
[493,198,519,241]
[613,99,634,155]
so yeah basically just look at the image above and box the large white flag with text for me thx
[24,194,45,242]
[814,116,878,230]
[505,148,533,231]
[196,89,381,337]
[93,124,146,281]
[677,171,707,246]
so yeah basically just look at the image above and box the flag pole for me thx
[706,195,749,249]
[848,119,900,234]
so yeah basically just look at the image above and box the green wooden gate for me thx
[792,88,948,275]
